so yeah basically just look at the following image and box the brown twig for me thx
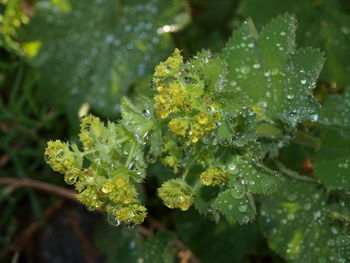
[0,177,202,263]
[0,177,77,201]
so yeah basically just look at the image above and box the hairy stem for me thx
[256,122,322,150]
[275,160,315,182]
[294,130,322,151]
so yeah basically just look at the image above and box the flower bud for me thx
[158,179,194,211]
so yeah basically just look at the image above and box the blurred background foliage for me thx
[0,0,350,262]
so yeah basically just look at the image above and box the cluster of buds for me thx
[153,49,220,145]
[200,167,229,186]
[45,140,81,174]
[158,179,194,211]
[45,115,147,227]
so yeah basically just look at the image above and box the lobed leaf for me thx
[314,90,350,191]
[222,14,324,127]
[259,177,350,263]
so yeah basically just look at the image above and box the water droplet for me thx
[287,192,297,201]
[271,68,279,75]
[264,71,271,77]
[310,113,318,122]
[147,152,157,164]
[239,204,248,212]
[280,31,286,36]
[240,65,250,75]
[230,185,245,199]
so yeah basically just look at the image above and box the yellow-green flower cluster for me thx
[79,115,103,150]
[45,140,81,174]
[200,167,229,186]
[112,203,147,226]
[154,48,183,78]
[45,115,148,226]
[168,112,219,144]
[160,136,182,173]
[158,179,194,211]
[154,82,186,119]
[76,186,104,210]
[75,173,146,225]
[153,49,220,144]
[101,175,137,204]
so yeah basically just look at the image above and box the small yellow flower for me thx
[154,48,183,78]
[45,140,80,174]
[76,187,103,210]
[200,167,229,186]
[158,179,194,211]
[196,112,209,124]
[114,203,147,225]
[168,118,189,137]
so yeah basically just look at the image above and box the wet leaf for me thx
[222,14,324,127]
[259,177,350,263]
[23,0,189,117]
[143,231,176,263]
[314,90,350,191]
[237,0,350,87]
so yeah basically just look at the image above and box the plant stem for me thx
[294,130,322,151]
[256,122,322,150]
[255,122,283,138]
[125,142,136,167]
[275,160,315,182]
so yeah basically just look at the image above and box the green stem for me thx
[294,130,322,151]
[275,160,315,182]
[182,152,201,180]
[256,123,322,151]
[81,137,128,156]
[256,123,283,139]
[125,142,136,167]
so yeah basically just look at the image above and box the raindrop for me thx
[240,65,250,75]
[107,214,121,227]
[286,94,294,100]
[271,68,279,75]
[239,204,248,212]
[310,113,318,122]
[253,63,260,69]
[230,185,245,199]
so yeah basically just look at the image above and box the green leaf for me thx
[194,152,280,223]
[94,223,144,263]
[174,210,263,263]
[237,0,350,87]
[143,231,176,263]
[121,97,154,143]
[222,14,324,127]
[259,177,350,263]
[23,0,189,117]
[193,184,220,215]
[214,189,256,224]
[314,90,350,191]
[94,222,176,263]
